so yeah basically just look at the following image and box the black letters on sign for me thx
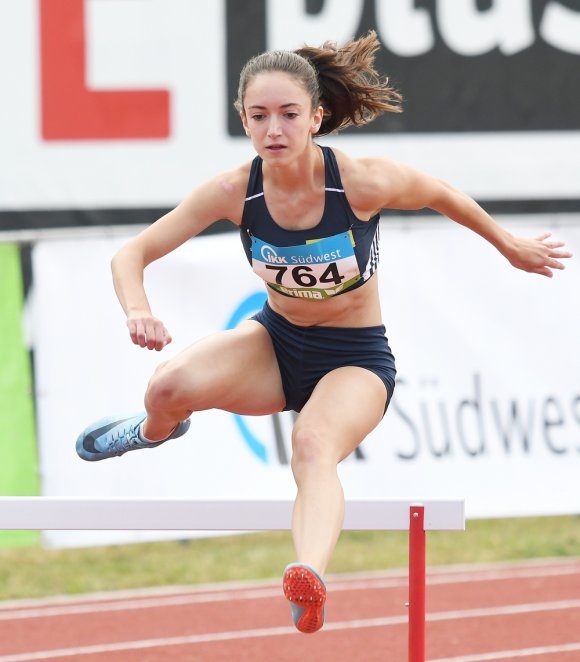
[226,0,580,135]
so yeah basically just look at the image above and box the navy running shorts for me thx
[251,302,396,413]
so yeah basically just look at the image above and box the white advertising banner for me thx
[1,1,579,212]
[31,217,580,547]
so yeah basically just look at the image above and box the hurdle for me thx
[0,497,464,662]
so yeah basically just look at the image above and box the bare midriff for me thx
[266,272,383,328]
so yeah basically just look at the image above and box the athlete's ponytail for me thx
[296,31,402,135]
[235,31,402,136]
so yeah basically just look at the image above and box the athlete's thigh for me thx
[160,319,285,415]
[293,366,388,462]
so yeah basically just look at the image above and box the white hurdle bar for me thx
[0,497,465,662]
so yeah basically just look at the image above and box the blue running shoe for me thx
[283,563,326,634]
[76,412,190,462]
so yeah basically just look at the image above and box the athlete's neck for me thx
[263,143,324,194]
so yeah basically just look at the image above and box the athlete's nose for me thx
[267,116,282,138]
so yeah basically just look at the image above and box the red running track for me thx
[0,558,579,661]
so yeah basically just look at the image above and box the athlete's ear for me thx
[311,105,324,133]
[240,111,250,137]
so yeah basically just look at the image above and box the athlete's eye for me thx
[285,112,298,119]
[251,114,265,121]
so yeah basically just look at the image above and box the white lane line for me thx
[0,587,281,621]
[0,625,298,661]
[1,563,580,621]
[1,600,580,661]
[0,617,413,661]
[429,641,580,661]
[426,598,580,622]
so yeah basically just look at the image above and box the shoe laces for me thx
[106,422,142,454]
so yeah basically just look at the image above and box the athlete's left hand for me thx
[505,233,573,277]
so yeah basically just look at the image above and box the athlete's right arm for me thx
[111,165,249,350]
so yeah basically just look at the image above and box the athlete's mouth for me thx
[266,144,286,151]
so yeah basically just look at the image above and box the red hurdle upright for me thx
[408,504,427,662]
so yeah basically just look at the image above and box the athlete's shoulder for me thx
[192,160,253,225]
[212,160,253,198]
[329,148,395,216]
[331,147,395,183]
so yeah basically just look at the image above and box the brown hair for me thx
[234,31,402,136]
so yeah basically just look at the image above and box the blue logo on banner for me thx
[224,291,269,463]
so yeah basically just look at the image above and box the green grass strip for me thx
[0,245,39,547]
[0,515,578,601]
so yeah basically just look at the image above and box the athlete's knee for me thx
[145,360,191,412]
[291,425,336,474]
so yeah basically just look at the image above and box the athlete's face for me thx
[241,72,323,162]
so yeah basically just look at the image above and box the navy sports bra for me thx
[240,145,380,300]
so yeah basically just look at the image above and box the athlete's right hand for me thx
[126,314,172,351]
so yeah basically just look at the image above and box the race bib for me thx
[252,232,361,299]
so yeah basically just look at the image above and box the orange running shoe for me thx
[283,563,326,634]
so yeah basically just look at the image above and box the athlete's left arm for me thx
[362,157,572,278]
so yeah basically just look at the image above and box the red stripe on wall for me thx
[39,0,170,140]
